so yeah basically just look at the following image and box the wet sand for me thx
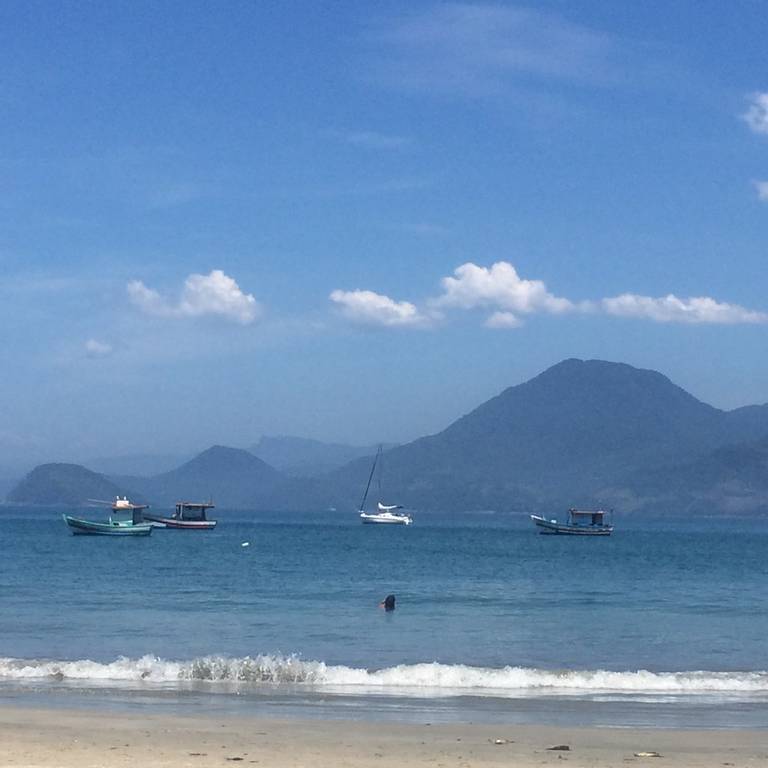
[0,706,765,767]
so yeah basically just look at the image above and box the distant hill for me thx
[0,466,20,501]
[8,360,768,514]
[250,436,393,476]
[125,445,284,508]
[275,359,768,514]
[7,463,138,506]
[625,436,768,515]
[86,452,190,478]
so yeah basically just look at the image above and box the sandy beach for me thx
[0,706,765,768]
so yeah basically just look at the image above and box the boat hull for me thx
[360,512,412,525]
[143,514,217,530]
[530,514,613,536]
[63,514,153,536]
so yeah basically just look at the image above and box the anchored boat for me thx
[63,496,153,536]
[530,508,614,536]
[361,501,413,525]
[358,446,412,525]
[143,501,217,530]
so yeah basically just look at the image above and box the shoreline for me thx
[0,706,765,767]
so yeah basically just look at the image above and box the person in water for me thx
[379,594,396,611]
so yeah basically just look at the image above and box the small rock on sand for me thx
[547,745,571,751]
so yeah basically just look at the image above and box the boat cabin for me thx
[110,497,149,525]
[110,507,147,526]
[173,502,215,521]
[568,508,610,527]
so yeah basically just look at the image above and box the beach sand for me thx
[0,706,765,767]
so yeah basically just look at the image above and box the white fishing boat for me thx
[530,508,614,536]
[143,501,217,530]
[358,446,412,525]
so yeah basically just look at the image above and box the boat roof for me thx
[569,508,608,516]
[175,501,215,509]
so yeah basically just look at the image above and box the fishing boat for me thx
[530,508,613,536]
[143,501,217,530]
[63,496,153,536]
[358,446,412,525]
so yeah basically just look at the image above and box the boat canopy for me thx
[175,501,215,520]
[112,496,148,510]
[111,508,145,525]
[377,502,403,512]
[568,508,611,526]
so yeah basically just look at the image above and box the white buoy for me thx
[241,541,250,547]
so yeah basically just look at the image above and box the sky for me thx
[2,0,768,469]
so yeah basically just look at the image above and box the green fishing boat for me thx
[63,496,153,536]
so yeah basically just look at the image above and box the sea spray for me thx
[0,655,766,697]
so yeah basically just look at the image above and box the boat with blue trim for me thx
[143,501,217,530]
[530,508,613,536]
[63,496,153,536]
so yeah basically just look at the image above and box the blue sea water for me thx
[1,506,767,728]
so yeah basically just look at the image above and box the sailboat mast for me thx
[358,446,381,511]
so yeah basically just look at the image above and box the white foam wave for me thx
[0,655,765,697]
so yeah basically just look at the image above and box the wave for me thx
[0,655,766,697]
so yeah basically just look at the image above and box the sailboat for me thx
[358,446,412,525]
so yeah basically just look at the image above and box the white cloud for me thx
[85,339,113,357]
[753,180,768,201]
[743,92,768,135]
[602,294,768,325]
[373,4,619,97]
[179,271,260,324]
[345,131,413,150]
[330,261,768,331]
[485,311,522,329]
[432,261,575,327]
[127,280,168,315]
[329,289,430,327]
[147,182,207,209]
[128,270,261,325]
[316,176,432,198]
[398,221,451,237]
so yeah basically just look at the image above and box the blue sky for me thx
[2,1,768,468]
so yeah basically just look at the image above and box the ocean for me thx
[1,507,766,728]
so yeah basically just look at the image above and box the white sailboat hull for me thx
[357,445,414,526]
[359,511,413,525]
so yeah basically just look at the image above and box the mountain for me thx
[86,452,190,478]
[8,360,768,514]
[279,359,768,514]
[627,436,768,515]
[0,466,20,500]
[7,447,283,509]
[7,463,138,506]
[125,445,284,508]
[250,436,393,476]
